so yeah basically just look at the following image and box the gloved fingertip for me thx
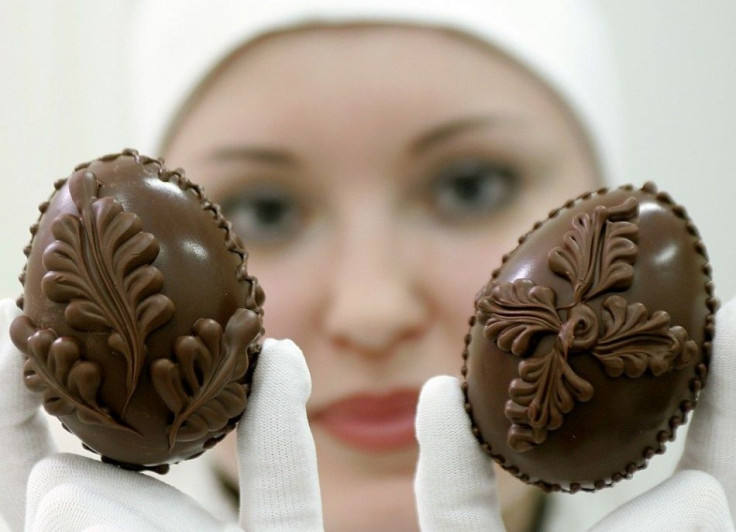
[237,338,324,531]
[260,337,279,351]
[416,376,472,447]
[418,375,463,409]
[253,338,312,403]
[714,296,736,334]
[415,377,504,531]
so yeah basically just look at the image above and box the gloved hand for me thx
[590,296,736,531]
[414,296,736,531]
[0,299,57,531]
[4,289,735,531]
[0,298,323,532]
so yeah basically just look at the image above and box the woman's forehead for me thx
[165,24,579,153]
[201,24,542,92]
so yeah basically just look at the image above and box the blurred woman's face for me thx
[165,25,598,531]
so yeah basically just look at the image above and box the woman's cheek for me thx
[249,246,327,343]
[416,230,510,317]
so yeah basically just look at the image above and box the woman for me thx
[0,1,733,531]
[148,2,610,530]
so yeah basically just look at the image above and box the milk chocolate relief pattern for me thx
[11,150,264,472]
[463,183,716,492]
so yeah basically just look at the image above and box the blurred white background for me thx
[1,1,735,301]
[1,2,735,530]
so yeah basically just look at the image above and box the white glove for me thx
[0,296,323,531]
[679,296,736,505]
[414,375,504,531]
[414,296,736,532]
[6,290,735,531]
[591,296,736,531]
[0,299,57,531]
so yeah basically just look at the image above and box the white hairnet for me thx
[129,0,622,183]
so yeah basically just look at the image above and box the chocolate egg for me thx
[462,183,715,492]
[10,150,264,472]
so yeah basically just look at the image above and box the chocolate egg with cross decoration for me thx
[462,183,716,492]
[10,150,264,472]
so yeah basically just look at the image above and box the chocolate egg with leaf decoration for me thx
[11,150,264,472]
[462,183,716,492]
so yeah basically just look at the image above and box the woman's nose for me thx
[323,217,428,357]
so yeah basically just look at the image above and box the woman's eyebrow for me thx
[208,145,296,165]
[410,115,521,154]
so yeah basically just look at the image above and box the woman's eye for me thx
[219,188,302,245]
[429,159,519,221]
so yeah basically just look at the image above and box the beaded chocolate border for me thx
[18,148,263,313]
[460,182,717,493]
[15,149,265,473]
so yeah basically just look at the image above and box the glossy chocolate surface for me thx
[11,150,264,471]
[462,184,715,492]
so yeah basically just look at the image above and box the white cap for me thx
[129,0,622,183]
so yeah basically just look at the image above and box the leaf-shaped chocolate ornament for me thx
[506,344,594,451]
[479,279,561,356]
[477,198,643,450]
[463,183,715,492]
[12,150,265,470]
[151,308,262,450]
[548,197,638,302]
[9,315,137,434]
[41,171,174,410]
[593,296,697,378]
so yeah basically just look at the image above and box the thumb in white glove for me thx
[585,296,736,531]
[414,375,505,532]
[678,296,736,512]
[414,297,736,532]
[25,453,243,532]
[237,338,324,531]
[589,470,732,532]
[20,338,325,531]
[0,299,56,531]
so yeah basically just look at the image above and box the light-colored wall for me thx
[1,2,734,530]
[1,1,134,302]
[598,1,736,302]
[2,2,735,301]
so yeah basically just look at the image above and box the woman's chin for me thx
[320,468,420,532]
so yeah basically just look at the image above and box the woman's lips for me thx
[312,389,419,452]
